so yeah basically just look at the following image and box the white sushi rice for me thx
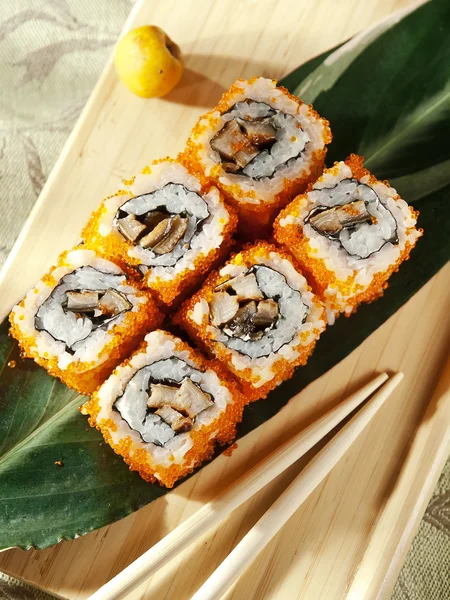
[11,249,146,370]
[192,77,329,205]
[92,330,234,472]
[96,160,231,283]
[189,251,326,387]
[228,101,310,179]
[278,161,421,312]
[221,266,308,358]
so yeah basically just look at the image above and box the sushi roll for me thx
[81,330,245,488]
[274,154,422,319]
[83,158,237,306]
[9,247,162,395]
[182,77,332,237]
[175,241,326,400]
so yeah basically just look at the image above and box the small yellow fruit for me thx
[115,25,183,98]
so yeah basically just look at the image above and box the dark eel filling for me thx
[208,265,308,359]
[305,178,398,259]
[113,358,215,446]
[210,99,310,179]
[113,183,210,267]
[35,266,132,353]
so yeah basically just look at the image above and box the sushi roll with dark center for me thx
[81,330,245,487]
[9,247,162,394]
[83,158,237,305]
[176,242,326,400]
[274,155,422,318]
[183,77,332,236]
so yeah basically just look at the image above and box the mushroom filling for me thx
[113,358,215,446]
[114,183,210,267]
[209,265,308,359]
[305,178,398,259]
[35,266,132,352]
[210,99,310,179]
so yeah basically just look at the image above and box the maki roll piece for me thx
[81,330,245,488]
[83,158,237,306]
[9,247,162,395]
[182,77,332,237]
[175,241,326,401]
[274,154,422,320]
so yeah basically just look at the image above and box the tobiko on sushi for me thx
[81,330,245,487]
[274,155,422,318]
[183,77,332,236]
[9,247,162,394]
[8,78,421,487]
[175,242,326,400]
[83,158,237,306]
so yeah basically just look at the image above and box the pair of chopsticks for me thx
[90,371,403,600]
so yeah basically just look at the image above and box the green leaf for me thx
[1,0,449,550]
[289,0,450,183]
[0,323,166,550]
[280,41,344,92]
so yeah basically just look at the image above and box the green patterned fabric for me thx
[392,460,450,600]
[0,0,131,266]
[0,2,448,599]
[0,572,62,599]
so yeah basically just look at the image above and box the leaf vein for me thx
[0,395,83,466]
[365,89,450,167]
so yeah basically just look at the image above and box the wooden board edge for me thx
[377,439,450,599]
[346,353,450,599]
[0,0,144,320]
[0,2,447,595]
[0,566,67,599]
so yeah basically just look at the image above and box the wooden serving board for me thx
[1,0,449,598]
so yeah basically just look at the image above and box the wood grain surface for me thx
[1,1,449,599]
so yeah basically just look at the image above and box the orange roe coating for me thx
[223,442,238,457]
[174,241,326,401]
[274,154,422,314]
[82,157,238,307]
[180,77,332,238]
[143,208,238,308]
[81,332,246,488]
[9,248,163,396]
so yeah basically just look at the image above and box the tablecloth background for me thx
[0,1,448,598]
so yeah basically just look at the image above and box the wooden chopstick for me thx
[191,372,404,600]
[89,372,390,600]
